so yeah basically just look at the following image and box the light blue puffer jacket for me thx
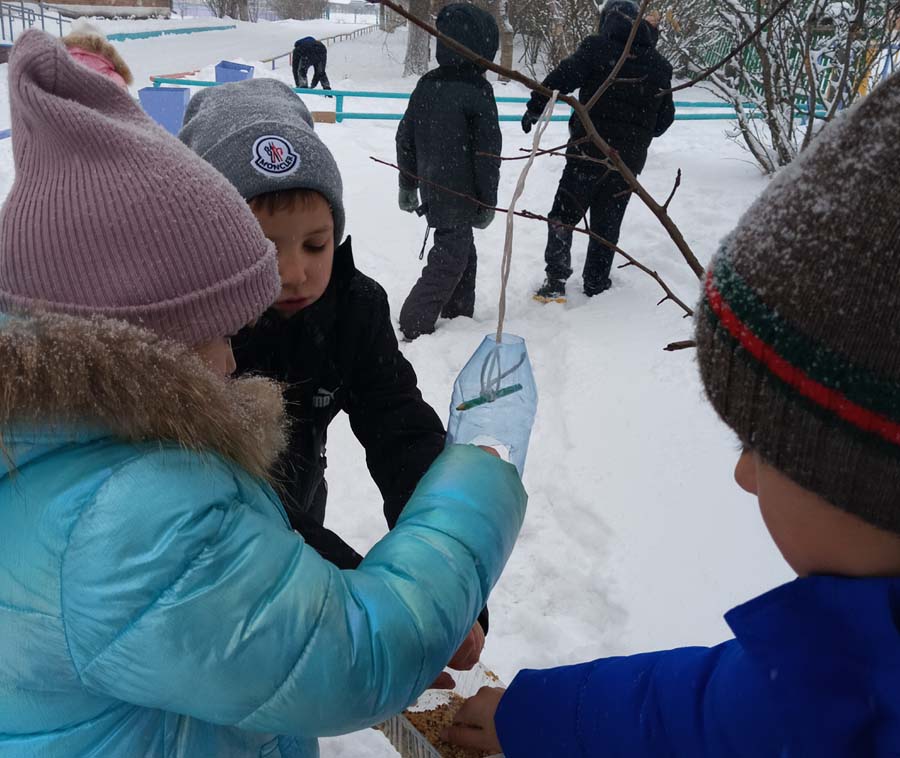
[0,314,527,758]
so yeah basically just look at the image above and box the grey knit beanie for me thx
[696,70,900,533]
[179,78,345,242]
[0,31,280,347]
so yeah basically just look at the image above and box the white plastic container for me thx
[379,663,505,758]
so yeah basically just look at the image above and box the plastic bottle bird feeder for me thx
[379,663,505,758]
[446,334,538,477]
[214,60,254,83]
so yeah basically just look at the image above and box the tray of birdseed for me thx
[379,663,505,758]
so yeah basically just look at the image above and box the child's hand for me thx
[440,686,505,754]
[427,621,485,689]
[447,621,486,671]
[521,110,539,134]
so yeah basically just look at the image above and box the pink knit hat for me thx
[0,31,280,346]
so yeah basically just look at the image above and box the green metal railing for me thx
[108,25,236,42]
[150,78,775,122]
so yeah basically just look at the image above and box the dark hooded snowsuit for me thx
[526,1,675,294]
[396,4,501,340]
[232,239,446,571]
[293,37,331,90]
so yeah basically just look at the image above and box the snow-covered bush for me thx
[508,0,603,78]
[659,0,899,173]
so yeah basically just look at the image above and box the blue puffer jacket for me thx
[495,575,900,757]
[0,313,527,758]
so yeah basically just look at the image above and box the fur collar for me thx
[63,34,134,86]
[0,313,287,480]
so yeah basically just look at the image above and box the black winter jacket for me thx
[232,238,446,569]
[527,13,675,172]
[293,38,329,89]
[396,5,501,229]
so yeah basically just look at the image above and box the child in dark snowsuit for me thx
[525,0,675,302]
[396,3,501,341]
[293,36,331,90]
[444,68,900,758]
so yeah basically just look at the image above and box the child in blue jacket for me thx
[443,69,900,758]
[0,31,527,758]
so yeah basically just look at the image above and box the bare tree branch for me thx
[824,0,868,122]
[664,340,697,352]
[372,156,695,319]
[663,169,682,211]
[475,136,589,162]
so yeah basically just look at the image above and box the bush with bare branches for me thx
[268,0,328,19]
[658,0,899,173]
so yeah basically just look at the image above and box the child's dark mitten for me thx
[473,206,495,230]
[398,187,419,213]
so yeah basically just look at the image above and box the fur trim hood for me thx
[62,32,134,86]
[0,313,287,479]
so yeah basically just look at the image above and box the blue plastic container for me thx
[215,60,254,83]
[446,334,538,477]
[138,87,190,136]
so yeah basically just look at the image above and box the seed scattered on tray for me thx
[403,693,492,758]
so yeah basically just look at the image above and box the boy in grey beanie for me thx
[180,77,489,672]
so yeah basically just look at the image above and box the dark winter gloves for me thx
[473,206,495,229]
[399,187,419,213]
[521,110,539,134]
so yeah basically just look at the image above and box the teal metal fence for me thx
[108,25,236,42]
[150,78,773,122]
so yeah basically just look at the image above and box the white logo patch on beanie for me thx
[251,135,299,177]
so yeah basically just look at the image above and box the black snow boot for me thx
[534,278,567,304]
[584,278,612,297]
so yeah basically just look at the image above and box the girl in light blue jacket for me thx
[0,31,527,758]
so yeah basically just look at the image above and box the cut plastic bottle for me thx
[446,334,538,477]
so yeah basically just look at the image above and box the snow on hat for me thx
[696,70,900,532]
[179,78,345,243]
[0,30,280,346]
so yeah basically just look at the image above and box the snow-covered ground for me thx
[0,21,793,756]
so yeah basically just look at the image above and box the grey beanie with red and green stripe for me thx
[696,69,900,533]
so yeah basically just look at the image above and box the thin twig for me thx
[476,136,590,162]
[527,150,614,167]
[663,169,682,211]
[664,340,697,352]
[376,0,705,280]
[824,0,868,122]
[661,0,793,96]
[478,147,614,168]
[373,157,694,319]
